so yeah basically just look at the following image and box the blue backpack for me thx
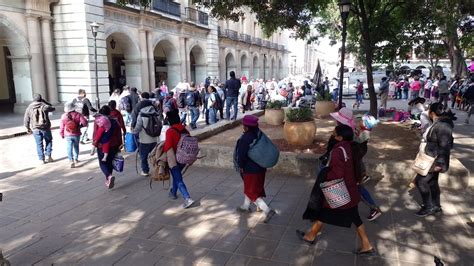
[248,130,280,168]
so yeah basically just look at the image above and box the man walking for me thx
[186,82,201,129]
[225,71,241,120]
[24,93,56,164]
[438,76,450,109]
[379,77,389,109]
[72,89,97,144]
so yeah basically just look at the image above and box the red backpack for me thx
[65,113,79,133]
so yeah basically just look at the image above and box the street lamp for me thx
[338,0,351,109]
[90,22,100,110]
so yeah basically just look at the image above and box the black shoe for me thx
[415,207,434,217]
[432,206,443,214]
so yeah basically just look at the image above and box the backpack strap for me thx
[338,146,349,162]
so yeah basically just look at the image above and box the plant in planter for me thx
[315,89,335,118]
[284,107,317,146]
[265,100,286,125]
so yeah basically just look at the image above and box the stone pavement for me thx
[1,132,473,265]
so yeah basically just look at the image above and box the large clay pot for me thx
[283,120,317,146]
[315,101,335,117]
[265,109,285,125]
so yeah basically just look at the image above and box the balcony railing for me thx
[225,29,238,40]
[152,0,180,17]
[279,44,285,50]
[185,7,209,25]
[262,40,270,47]
[240,33,252,43]
[252,37,262,46]
[270,42,278,49]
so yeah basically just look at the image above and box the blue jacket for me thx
[225,78,241,98]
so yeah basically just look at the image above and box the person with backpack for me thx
[92,105,123,189]
[60,102,87,168]
[163,109,195,209]
[225,71,242,120]
[108,100,127,144]
[130,92,154,129]
[186,82,201,129]
[163,91,178,114]
[133,102,161,176]
[73,89,97,144]
[463,76,474,124]
[207,85,222,124]
[24,93,56,164]
[235,115,276,223]
[176,86,188,126]
[216,83,226,119]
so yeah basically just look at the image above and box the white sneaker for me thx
[183,198,195,209]
[140,171,149,177]
[70,162,75,168]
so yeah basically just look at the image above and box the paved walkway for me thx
[1,133,473,265]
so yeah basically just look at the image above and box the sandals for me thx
[295,230,316,246]
[353,248,376,256]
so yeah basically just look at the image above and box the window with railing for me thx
[225,29,238,40]
[185,7,209,26]
[152,0,181,17]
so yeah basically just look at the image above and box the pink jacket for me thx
[60,111,87,138]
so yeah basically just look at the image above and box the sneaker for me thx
[415,207,433,217]
[236,206,251,213]
[80,141,86,145]
[264,209,276,223]
[182,198,195,209]
[70,162,75,168]
[47,156,54,163]
[367,209,382,221]
[432,206,443,214]
[140,171,149,177]
[361,175,371,184]
[168,190,178,200]
[74,159,79,163]
[108,176,115,189]
[90,147,96,156]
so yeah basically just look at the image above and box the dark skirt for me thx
[318,206,363,228]
[243,172,266,201]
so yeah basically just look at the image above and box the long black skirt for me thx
[318,206,363,228]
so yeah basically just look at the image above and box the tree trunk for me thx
[446,34,467,78]
[365,50,377,117]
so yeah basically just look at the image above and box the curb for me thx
[0,119,95,140]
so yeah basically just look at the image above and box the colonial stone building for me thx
[0,0,289,113]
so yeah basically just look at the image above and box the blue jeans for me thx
[66,136,80,161]
[97,146,119,179]
[139,142,156,173]
[33,130,53,160]
[358,185,378,209]
[403,90,408,99]
[411,91,419,100]
[179,110,187,125]
[208,107,218,124]
[225,97,238,120]
[189,107,200,128]
[170,164,190,199]
[356,93,363,103]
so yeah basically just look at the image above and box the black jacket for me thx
[424,117,454,173]
[225,78,241,98]
[131,99,154,128]
[235,127,265,173]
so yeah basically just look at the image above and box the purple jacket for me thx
[60,111,87,138]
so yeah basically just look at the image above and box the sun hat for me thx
[64,102,75,113]
[242,115,259,127]
[330,107,355,129]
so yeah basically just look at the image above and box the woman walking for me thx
[59,102,87,168]
[234,115,276,223]
[92,105,123,189]
[297,124,374,255]
[414,102,455,217]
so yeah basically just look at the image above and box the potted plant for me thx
[283,107,317,146]
[315,89,335,118]
[265,100,286,125]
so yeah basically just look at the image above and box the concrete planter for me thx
[283,120,317,146]
[315,101,335,118]
[265,109,285,125]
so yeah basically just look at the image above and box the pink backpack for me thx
[173,128,199,165]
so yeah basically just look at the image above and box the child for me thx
[93,111,112,162]
[354,114,382,221]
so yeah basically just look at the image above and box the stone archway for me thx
[0,15,32,113]
[225,52,236,80]
[271,57,276,80]
[252,55,259,80]
[105,31,141,92]
[241,53,249,79]
[154,39,179,89]
[189,44,206,85]
[278,57,283,80]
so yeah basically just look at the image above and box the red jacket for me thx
[59,111,87,138]
[163,123,187,153]
[110,109,126,136]
[325,141,360,209]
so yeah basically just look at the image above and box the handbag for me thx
[248,130,280,168]
[320,178,351,209]
[412,127,436,176]
[112,153,124,172]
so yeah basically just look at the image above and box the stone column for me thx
[41,16,58,104]
[236,49,241,76]
[139,29,150,91]
[26,14,47,99]
[9,56,33,111]
[179,37,187,82]
[147,31,156,90]
[219,47,226,81]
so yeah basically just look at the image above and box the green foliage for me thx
[266,100,286,110]
[286,107,313,123]
[116,0,151,8]
[316,88,332,101]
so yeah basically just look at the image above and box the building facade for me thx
[0,0,289,113]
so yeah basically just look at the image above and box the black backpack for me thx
[142,112,162,137]
[214,92,223,109]
[178,92,187,108]
[120,96,132,112]
[186,91,197,107]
